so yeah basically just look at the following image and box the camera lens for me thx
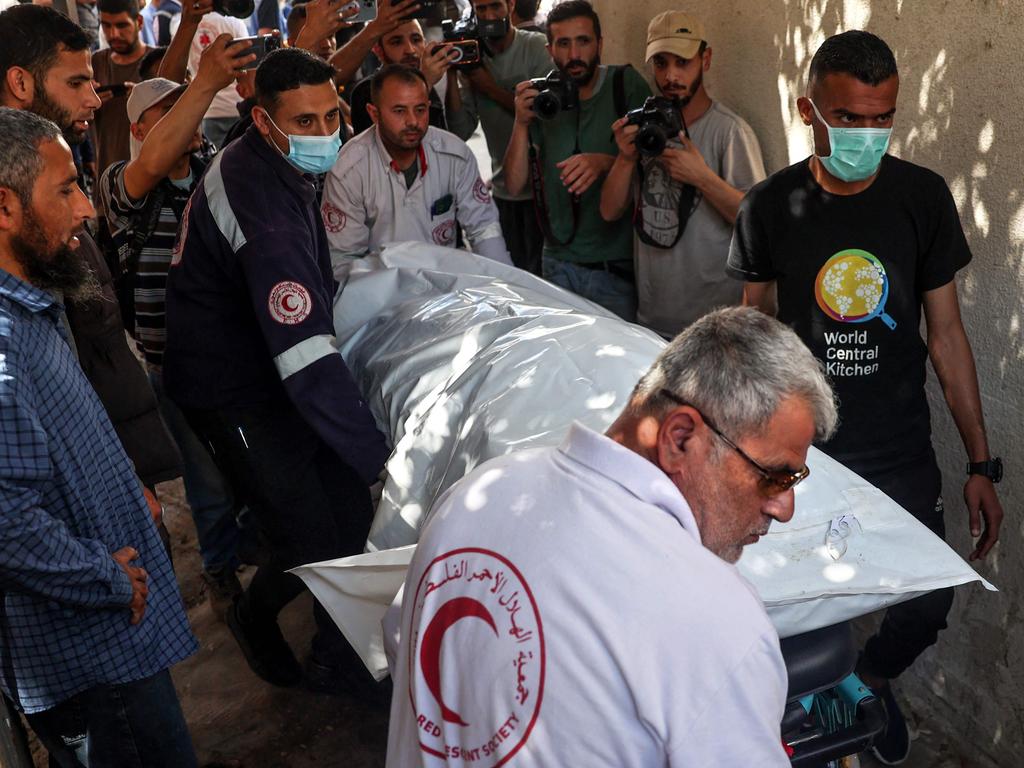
[636,125,667,156]
[214,0,255,19]
[534,91,561,120]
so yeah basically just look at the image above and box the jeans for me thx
[850,450,955,680]
[149,370,240,573]
[542,255,637,322]
[26,670,196,768]
[182,397,373,667]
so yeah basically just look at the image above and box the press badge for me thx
[430,194,454,218]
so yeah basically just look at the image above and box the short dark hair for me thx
[138,47,167,80]
[514,0,539,22]
[370,63,428,106]
[545,0,600,43]
[0,5,92,89]
[286,4,308,39]
[98,0,141,19]
[808,31,898,88]
[255,48,335,110]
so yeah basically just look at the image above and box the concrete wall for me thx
[591,0,1024,763]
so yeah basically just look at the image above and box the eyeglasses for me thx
[659,389,810,497]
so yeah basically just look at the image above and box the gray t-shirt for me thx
[635,101,765,337]
[449,29,551,201]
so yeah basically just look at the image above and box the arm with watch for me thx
[923,280,1003,562]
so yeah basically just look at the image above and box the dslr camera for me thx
[529,70,579,120]
[435,20,483,68]
[214,0,254,19]
[624,96,685,156]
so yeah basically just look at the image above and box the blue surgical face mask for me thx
[266,113,341,175]
[809,99,891,182]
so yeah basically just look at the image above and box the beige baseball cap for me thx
[645,11,706,62]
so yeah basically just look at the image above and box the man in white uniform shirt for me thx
[187,10,248,148]
[386,306,838,767]
[323,65,509,278]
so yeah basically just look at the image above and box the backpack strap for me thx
[612,64,631,118]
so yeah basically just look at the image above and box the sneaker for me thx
[201,567,243,621]
[870,684,911,765]
[225,597,303,688]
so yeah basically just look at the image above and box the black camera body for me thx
[529,70,579,120]
[214,0,254,20]
[624,96,685,156]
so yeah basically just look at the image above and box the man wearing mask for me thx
[727,31,1004,764]
[444,0,551,274]
[93,0,152,176]
[164,48,390,697]
[504,0,650,320]
[0,4,183,496]
[323,64,510,278]
[600,11,765,337]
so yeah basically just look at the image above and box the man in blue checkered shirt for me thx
[0,108,198,766]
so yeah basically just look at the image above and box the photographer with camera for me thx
[96,36,257,616]
[503,0,650,320]
[323,64,509,275]
[442,0,551,274]
[600,12,764,337]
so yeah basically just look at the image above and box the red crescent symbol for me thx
[281,294,298,313]
[420,597,498,727]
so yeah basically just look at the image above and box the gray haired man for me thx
[386,306,837,766]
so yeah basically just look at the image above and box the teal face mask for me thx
[809,100,891,182]
[267,114,341,175]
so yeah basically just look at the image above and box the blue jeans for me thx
[26,670,197,768]
[149,369,240,573]
[542,256,637,322]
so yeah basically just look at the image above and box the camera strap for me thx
[633,142,701,250]
[528,120,581,248]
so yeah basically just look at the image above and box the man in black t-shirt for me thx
[727,31,1003,765]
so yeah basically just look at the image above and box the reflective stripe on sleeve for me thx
[273,334,339,380]
[203,153,247,253]
[475,222,504,241]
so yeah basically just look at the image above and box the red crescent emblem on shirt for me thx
[432,219,456,246]
[409,548,544,766]
[473,177,490,204]
[322,201,347,233]
[268,281,312,325]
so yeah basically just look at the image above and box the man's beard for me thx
[9,208,99,301]
[563,53,600,86]
[662,67,703,107]
[29,88,85,146]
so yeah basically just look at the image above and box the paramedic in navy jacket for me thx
[164,48,389,696]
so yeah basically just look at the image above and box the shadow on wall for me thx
[600,0,1023,764]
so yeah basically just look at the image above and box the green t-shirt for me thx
[531,65,651,264]
[468,30,552,202]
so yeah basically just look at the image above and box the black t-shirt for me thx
[346,76,447,136]
[727,154,971,468]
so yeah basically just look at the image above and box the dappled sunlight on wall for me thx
[596,0,1022,762]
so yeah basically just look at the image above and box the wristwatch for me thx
[967,457,1003,483]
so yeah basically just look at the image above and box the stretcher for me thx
[292,243,994,683]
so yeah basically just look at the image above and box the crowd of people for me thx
[0,0,1006,765]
